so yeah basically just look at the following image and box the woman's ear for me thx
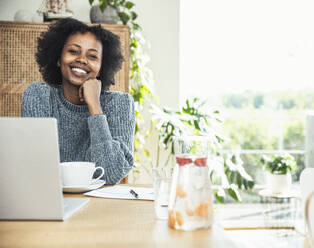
[57,60,60,67]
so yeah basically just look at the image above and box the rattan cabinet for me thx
[0,21,130,117]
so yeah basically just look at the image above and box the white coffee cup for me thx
[60,162,104,186]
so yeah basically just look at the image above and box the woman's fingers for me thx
[81,79,102,106]
[79,86,84,102]
[81,79,103,115]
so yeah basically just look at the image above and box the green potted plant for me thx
[89,0,137,24]
[261,153,297,193]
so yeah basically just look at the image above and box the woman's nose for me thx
[76,54,87,64]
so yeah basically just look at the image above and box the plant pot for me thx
[266,172,292,194]
[90,5,119,24]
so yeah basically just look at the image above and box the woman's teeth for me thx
[72,67,87,74]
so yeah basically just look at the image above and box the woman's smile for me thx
[69,64,90,78]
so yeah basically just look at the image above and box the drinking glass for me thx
[153,171,171,220]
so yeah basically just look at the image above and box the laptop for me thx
[0,117,89,221]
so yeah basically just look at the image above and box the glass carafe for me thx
[168,136,213,231]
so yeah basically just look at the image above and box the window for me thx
[180,0,314,187]
[180,0,314,103]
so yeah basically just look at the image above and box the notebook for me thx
[0,117,89,221]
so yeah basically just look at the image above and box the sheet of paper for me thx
[84,185,154,200]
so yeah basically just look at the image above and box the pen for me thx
[129,189,138,199]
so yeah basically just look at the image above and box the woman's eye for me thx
[88,54,98,59]
[69,49,78,54]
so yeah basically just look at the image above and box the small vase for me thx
[90,5,119,24]
[266,172,292,194]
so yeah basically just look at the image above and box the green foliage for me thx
[223,117,278,150]
[89,0,155,179]
[220,86,310,186]
[221,113,305,184]
[221,90,309,184]
[253,94,264,109]
[152,98,255,203]
[283,120,305,150]
[222,89,314,110]
[261,153,297,175]
[223,93,249,109]
[224,153,255,190]
[152,98,224,153]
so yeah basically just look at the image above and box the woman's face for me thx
[59,32,103,87]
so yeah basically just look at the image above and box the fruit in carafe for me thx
[168,210,176,228]
[176,184,187,198]
[195,202,209,217]
[176,211,183,226]
[175,155,207,167]
[176,157,193,166]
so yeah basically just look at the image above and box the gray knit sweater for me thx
[21,82,135,185]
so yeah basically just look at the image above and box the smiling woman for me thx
[58,32,104,114]
[21,18,135,185]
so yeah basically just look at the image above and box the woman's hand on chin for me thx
[79,78,103,115]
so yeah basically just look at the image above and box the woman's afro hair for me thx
[36,18,123,90]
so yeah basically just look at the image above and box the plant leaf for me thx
[131,11,138,20]
[132,23,141,31]
[125,1,135,9]
[235,172,241,188]
[214,188,225,203]
[118,12,130,24]
[89,0,95,5]
[144,149,150,157]
[227,185,242,202]
[99,0,108,12]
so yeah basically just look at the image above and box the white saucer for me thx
[62,179,106,193]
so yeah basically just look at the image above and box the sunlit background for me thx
[180,0,314,188]
[180,0,314,102]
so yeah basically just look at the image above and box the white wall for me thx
[0,0,180,109]
[134,0,180,109]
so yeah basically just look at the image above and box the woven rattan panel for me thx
[0,21,130,117]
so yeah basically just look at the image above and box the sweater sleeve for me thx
[87,93,135,185]
[21,82,51,117]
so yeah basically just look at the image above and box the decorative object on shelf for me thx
[14,10,44,22]
[14,10,33,22]
[261,153,297,194]
[90,4,119,24]
[37,0,73,21]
